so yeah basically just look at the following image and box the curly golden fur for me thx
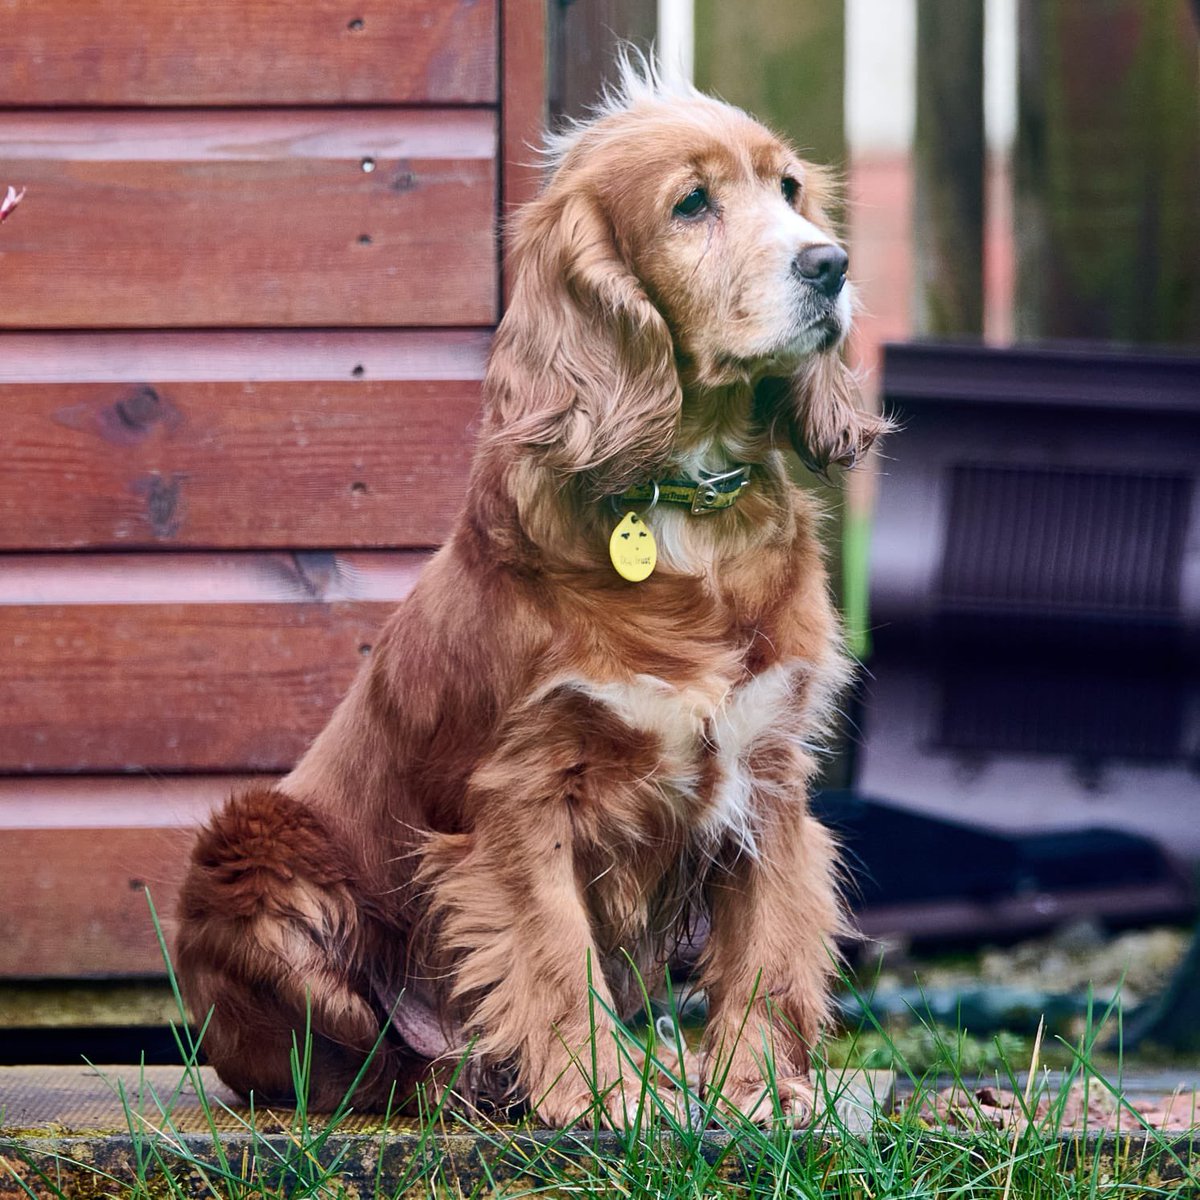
[176,61,887,1127]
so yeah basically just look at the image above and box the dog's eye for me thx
[673,187,709,219]
[782,176,800,206]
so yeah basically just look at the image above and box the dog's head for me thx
[487,58,887,497]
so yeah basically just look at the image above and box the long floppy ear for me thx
[484,189,681,499]
[760,354,893,476]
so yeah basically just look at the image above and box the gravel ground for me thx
[830,920,1199,1073]
[866,920,1192,1013]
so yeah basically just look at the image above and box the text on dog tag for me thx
[609,510,657,582]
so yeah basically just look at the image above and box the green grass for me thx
[3,895,1198,1199]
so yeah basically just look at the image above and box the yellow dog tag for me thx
[609,510,657,582]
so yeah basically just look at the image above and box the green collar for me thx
[616,464,752,516]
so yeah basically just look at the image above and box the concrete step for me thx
[0,1063,893,1197]
[4,1065,1199,1197]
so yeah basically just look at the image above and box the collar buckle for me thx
[689,464,752,515]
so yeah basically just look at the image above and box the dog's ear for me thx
[485,189,681,499]
[761,353,893,477]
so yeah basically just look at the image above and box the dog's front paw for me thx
[711,1073,816,1126]
[534,1078,692,1130]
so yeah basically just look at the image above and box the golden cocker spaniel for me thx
[176,60,887,1127]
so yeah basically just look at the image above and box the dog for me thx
[176,60,888,1127]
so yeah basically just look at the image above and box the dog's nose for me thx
[794,244,848,299]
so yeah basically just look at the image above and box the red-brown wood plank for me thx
[0,826,194,979]
[0,552,424,773]
[0,828,194,978]
[0,332,489,550]
[0,0,496,107]
[0,602,390,772]
[0,111,497,328]
[0,776,255,978]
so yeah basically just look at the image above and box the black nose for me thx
[793,243,848,299]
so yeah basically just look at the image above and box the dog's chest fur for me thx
[568,658,809,857]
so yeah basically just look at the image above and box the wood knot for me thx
[114,386,163,430]
[99,386,181,446]
[389,164,418,193]
[132,472,185,540]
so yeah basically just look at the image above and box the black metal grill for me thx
[854,342,1200,921]
[870,342,1200,771]
[938,666,1184,760]
[940,464,1191,617]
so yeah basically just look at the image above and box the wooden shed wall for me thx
[0,0,546,978]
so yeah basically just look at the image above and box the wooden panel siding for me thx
[0,0,497,107]
[0,0,546,982]
[0,332,489,550]
[0,111,498,329]
[0,777,262,977]
[0,827,199,978]
[0,553,424,773]
[0,601,391,772]
[0,330,493,384]
[0,776,262,833]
